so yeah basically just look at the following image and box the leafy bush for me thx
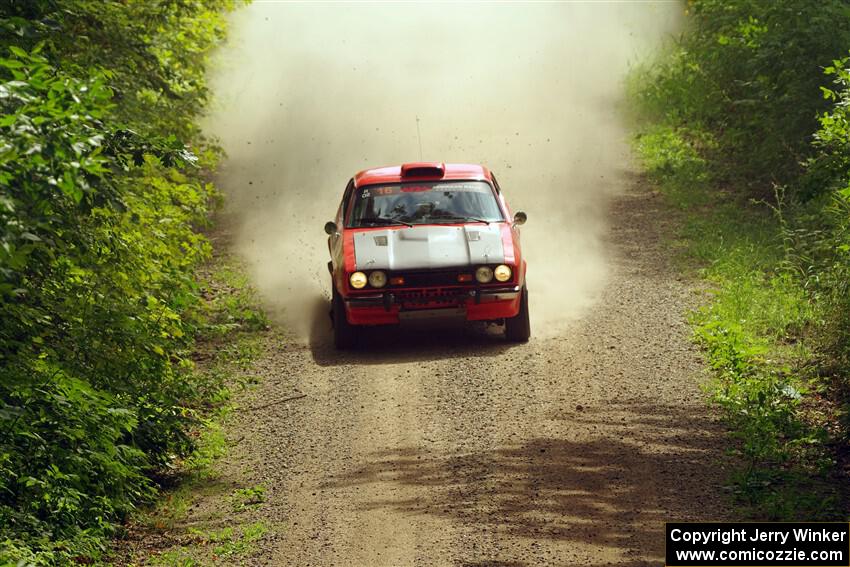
[809,59,850,360]
[0,1,235,562]
[636,0,850,191]
[631,0,850,518]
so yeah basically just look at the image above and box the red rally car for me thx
[324,162,530,349]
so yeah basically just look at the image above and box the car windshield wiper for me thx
[358,216,413,227]
[432,215,491,225]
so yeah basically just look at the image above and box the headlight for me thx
[349,271,367,289]
[475,266,494,283]
[494,264,512,282]
[368,270,387,288]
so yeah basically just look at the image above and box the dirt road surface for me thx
[179,178,730,567]
[125,4,733,565]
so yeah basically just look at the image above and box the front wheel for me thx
[332,290,357,350]
[505,286,531,343]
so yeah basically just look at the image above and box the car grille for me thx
[392,270,470,287]
[395,288,472,307]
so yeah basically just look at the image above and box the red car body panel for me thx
[354,162,490,187]
[328,163,526,326]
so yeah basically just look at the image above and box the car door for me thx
[492,173,525,282]
[329,179,354,285]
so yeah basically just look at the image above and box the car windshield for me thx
[348,181,504,227]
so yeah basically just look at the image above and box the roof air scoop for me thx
[401,162,445,178]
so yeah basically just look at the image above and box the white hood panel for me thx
[353,224,505,271]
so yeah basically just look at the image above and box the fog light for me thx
[368,270,387,288]
[475,266,494,283]
[494,264,512,282]
[349,271,367,289]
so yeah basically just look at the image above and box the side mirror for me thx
[513,211,527,226]
[324,221,338,235]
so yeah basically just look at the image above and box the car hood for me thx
[352,224,506,271]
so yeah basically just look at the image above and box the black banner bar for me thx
[666,523,850,566]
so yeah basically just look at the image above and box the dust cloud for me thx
[203,2,681,340]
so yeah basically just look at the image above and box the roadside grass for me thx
[633,125,844,519]
[146,522,269,567]
[229,486,266,513]
[112,250,276,565]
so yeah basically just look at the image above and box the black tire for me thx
[505,286,531,343]
[332,289,357,350]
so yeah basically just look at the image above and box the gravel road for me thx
[133,5,735,565]
[171,178,732,567]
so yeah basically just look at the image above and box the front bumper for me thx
[344,285,522,325]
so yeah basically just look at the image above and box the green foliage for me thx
[808,60,850,375]
[635,0,850,190]
[635,128,839,519]
[229,485,266,512]
[633,124,712,207]
[0,1,237,563]
[152,521,268,565]
[632,0,850,519]
[202,522,267,557]
[197,261,270,339]
[118,257,268,564]
[1,0,234,140]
